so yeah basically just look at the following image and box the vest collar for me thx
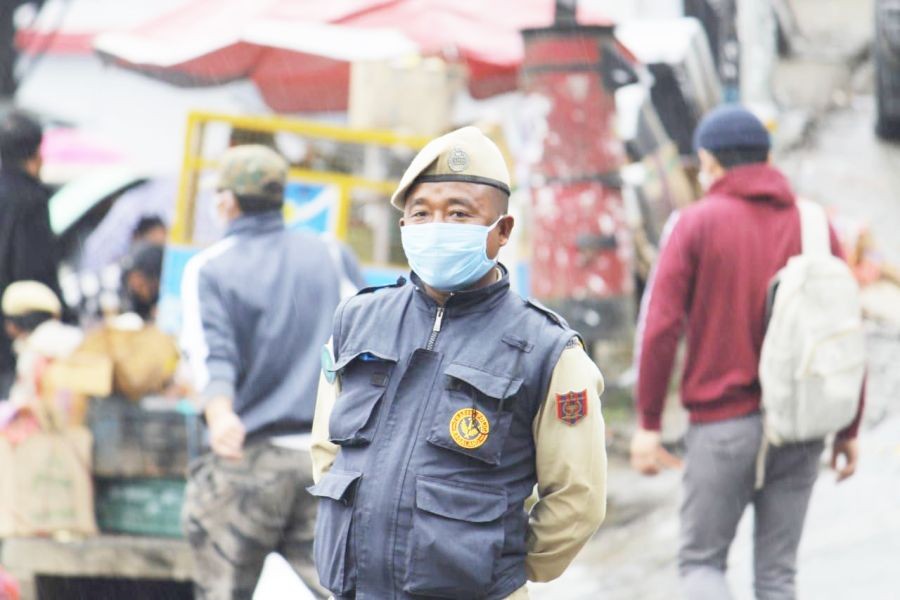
[411,264,510,314]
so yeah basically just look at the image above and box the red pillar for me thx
[520,24,634,342]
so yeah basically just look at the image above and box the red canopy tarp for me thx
[93,0,612,112]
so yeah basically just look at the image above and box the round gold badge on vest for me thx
[449,408,490,449]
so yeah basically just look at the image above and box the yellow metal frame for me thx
[172,110,431,245]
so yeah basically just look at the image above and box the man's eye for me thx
[450,211,470,218]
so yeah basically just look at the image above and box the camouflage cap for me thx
[2,281,61,317]
[216,144,288,205]
[391,126,511,210]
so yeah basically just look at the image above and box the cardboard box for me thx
[40,353,113,428]
[0,427,98,538]
[43,353,113,398]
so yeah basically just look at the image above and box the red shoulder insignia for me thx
[556,390,588,426]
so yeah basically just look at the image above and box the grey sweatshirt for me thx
[180,211,363,439]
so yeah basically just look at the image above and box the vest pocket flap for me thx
[415,476,507,523]
[311,469,360,594]
[330,351,396,446]
[445,363,523,399]
[308,469,362,503]
[334,348,398,372]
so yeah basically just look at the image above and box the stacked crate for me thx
[88,397,201,538]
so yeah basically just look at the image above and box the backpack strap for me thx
[797,199,830,256]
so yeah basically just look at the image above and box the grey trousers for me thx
[679,413,824,600]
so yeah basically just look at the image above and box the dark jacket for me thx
[310,270,575,599]
[180,211,364,439]
[0,167,63,375]
[635,163,864,437]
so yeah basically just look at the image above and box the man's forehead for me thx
[406,180,495,205]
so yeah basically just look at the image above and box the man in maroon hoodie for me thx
[631,106,863,600]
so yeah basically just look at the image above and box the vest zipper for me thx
[425,306,445,351]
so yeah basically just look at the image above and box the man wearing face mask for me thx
[180,145,363,600]
[309,127,608,599]
[631,106,864,599]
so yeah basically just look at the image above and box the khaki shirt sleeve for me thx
[310,343,340,484]
[525,342,607,582]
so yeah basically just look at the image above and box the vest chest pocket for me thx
[329,350,397,446]
[307,469,362,596]
[404,476,507,598]
[426,362,523,466]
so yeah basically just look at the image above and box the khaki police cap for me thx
[391,126,511,210]
[217,144,288,204]
[2,281,61,318]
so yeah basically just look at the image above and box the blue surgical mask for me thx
[401,218,503,292]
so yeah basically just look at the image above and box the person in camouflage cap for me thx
[215,144,288,213]
[181,144,364,599]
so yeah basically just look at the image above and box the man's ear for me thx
[697,148,714,170]
[497,214,515,247]
[218,190,241,218]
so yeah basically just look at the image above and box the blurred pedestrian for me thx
[2,281,82,411]
[309,127,607,599]
[131,215,167,246]
[76,243,177,402]
[0,111,64,398]
[120,242,164,322]
[80,177,175,274]
[180,144,363,600]
[631,106,865,599]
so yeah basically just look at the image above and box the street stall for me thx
[616,17,722,162]
[91,0,615,113]
[616,83,696,288]
[1,113,433,599]
[0,322,192,600]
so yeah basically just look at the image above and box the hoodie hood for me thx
[708,163,796,207]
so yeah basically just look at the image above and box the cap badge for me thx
[447,147,469,173]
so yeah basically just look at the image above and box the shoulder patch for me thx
[556,390,588,425]
[356,276,407,296]
[525,298,567,328]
